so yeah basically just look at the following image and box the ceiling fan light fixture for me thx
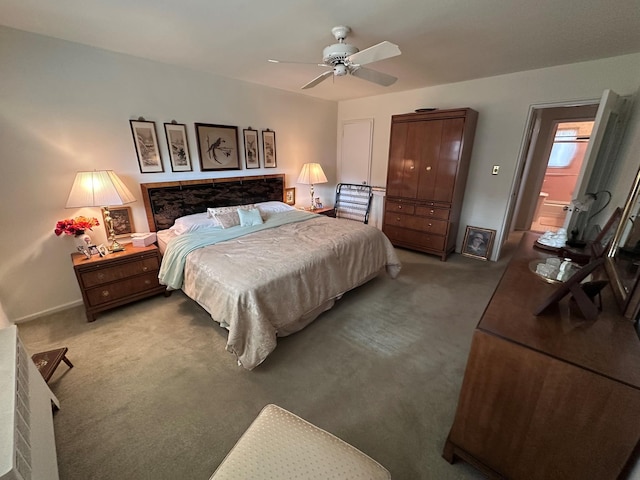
[334,64,348,76]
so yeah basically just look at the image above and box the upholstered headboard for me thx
[140,174,285,231]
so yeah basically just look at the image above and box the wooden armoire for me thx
[382,108,478,260]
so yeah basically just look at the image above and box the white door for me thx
[339,119,373,185]
[563,89,626,232]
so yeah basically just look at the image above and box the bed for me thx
[141,174,401,369]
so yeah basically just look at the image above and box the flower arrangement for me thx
[54,216,100,237]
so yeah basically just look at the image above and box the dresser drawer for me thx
[415,205,450,220]
[385,200,415,215]
[385,213,448,236]
[383,225,446,251]
[80,256,159,288]
[85,272,161,307]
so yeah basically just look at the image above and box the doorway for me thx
[512,104,598,233]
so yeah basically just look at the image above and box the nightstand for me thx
[71,244,167,322]
[311,207,336,217]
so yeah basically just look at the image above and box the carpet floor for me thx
[18,242,518,480]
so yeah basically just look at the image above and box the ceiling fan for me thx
[269,25,401,90]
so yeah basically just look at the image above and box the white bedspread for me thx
[175,214,401,369]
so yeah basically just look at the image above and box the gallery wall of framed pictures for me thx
[129,117,278,173]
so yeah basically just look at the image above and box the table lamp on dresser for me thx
[65,170,136,252]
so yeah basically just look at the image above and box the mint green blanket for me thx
[159,210,317,290]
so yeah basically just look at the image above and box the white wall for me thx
[0,27,337,321]
[338,54,640,259]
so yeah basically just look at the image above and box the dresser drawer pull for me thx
[97,273,105,280]
[428,223,432,227]
[426,166,431,171]
[101,290,110,298]
[144,279,151,285]
[142,266,148,272]
[397,205,402,209]
[396,217,401,222]
[430,209,435,214]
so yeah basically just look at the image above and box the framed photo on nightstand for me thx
[285,187,295,206]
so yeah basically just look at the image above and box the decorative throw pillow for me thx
[238,208,264,227]
[213,211,241,229]
[207,204,255,223]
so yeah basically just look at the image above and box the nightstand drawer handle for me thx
[428,223,432,227]
[430,209,435,214]
[397,205,402,209]
[97,273,105,280]
[101,290,110,298]
[142,266,148,272]
[396,217,401,222]
[144,279,151,285]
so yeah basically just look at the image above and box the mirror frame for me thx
[605,164,640,318]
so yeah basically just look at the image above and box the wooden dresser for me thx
[72,245,166,322]
[444,232,640,479]
[382,108,478,260]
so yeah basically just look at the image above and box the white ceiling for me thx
[1,0,639,102]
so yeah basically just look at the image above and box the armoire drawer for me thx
[79,256,159,288]
[415,205,450,220]
[384,213,448,236]
[385,200,415,215]
[383,225,446,251]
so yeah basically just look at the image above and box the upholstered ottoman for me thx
[210,404,391,479]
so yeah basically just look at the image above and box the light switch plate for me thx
[492,165,500,175]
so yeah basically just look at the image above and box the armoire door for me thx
[416,118,464,202]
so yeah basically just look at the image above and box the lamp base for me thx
[108,240,125,252]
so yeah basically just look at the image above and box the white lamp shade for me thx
[297,163,328,185]
[66,171,136,207]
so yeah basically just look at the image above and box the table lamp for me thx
[297,163,327,210]
[65,170,136,252]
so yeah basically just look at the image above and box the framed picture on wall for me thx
[285,187,296,206]
[195,123,241,171]
[130,120,164,173]
[103,206,135,237]
[164,122,192,172]
[461,226,495,261]
[262,129,277,168]
[243,128,260,169]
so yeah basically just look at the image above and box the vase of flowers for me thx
[54,216,100,249]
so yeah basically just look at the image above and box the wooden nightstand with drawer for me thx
[71,244,167,322]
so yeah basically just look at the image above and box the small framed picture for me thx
[243,128,260,169]
[164,122,192,172]
[76,245,91,259]
[285,187,296,206]
[462,226,496,261]
[130,120,164,173]
[104,206,135,237]
[97,244,108,257]
[262,129,277,168]
[195,123,241,171]
[88,245,100,256]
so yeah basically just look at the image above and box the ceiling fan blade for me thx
[350,67,397,86]
[269,59,327,67]
[301,70,334,89]
[347,41,401,66]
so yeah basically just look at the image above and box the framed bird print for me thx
[195,123,241,171]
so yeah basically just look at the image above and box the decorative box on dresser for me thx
[72,245,166,322]
[443,232,640,479]
[383,108,478,260]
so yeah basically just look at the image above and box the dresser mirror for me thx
[605,163,640,319]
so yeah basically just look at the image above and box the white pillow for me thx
[255,201,296,215]
[170,212,219,235]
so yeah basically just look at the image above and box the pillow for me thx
[255,201,296,215]
[238,208,264,227]
[212,211,241,229]
[170,213,219,235]
[207,204,255,221]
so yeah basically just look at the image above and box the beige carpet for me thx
[18,242,518,479]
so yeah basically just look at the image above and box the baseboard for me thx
[13,300,84,324]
